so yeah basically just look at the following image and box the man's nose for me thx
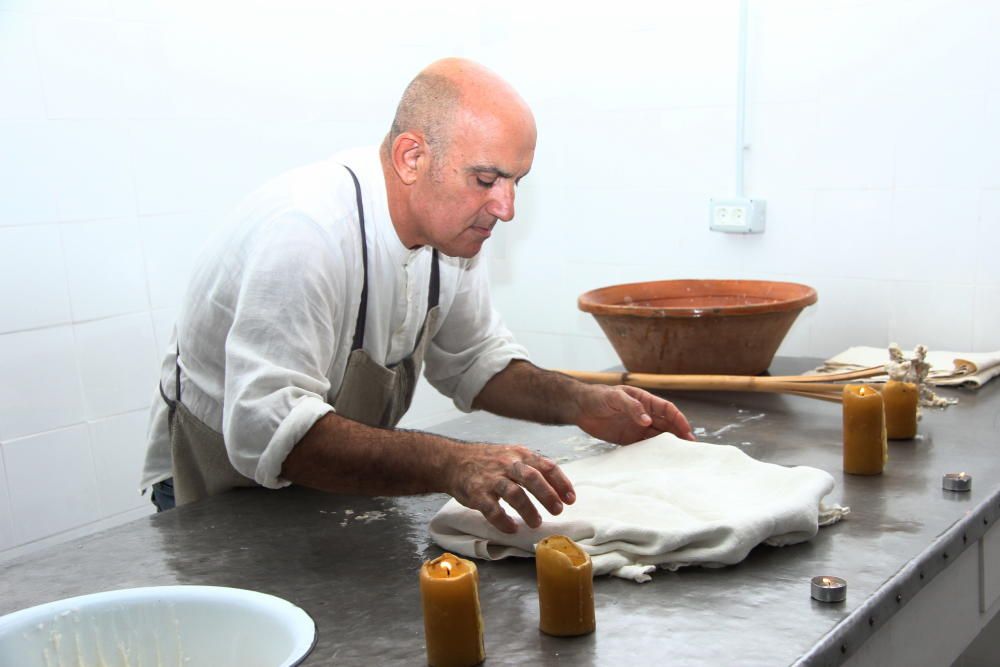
[486,180,516,222]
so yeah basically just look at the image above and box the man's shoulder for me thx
[234,148,378,235]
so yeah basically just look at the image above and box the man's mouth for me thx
[471,223,494,238]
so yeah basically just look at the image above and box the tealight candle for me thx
[842,384,887,475]
[883,380,918,440]
[811,575,847,603]
[942,472,972,492]
[535,535,596,637]
[419,553,485,667]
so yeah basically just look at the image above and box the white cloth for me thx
[429,433,848,582]
[817,347,1000,388]
[141,146,529,491]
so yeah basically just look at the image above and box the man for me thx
[142,58,693,534]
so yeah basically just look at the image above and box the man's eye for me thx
[476,177,495,188]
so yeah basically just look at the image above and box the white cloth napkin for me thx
[818,347,1000,388]
[428,433,848,583]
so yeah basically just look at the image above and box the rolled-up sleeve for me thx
[423,255,530,412]
[222,215,344,488]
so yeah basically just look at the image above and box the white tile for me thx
[0,326,86,439]
[814,100,897,189]
[893,91,986,190]
[62,219,149,321]
[47,121,136,221]
[2,425,100,545]
[129,119,289,216]
[34,0,113,18]
[658,106,737,195]
[0,451,15,551]
[34,17,125,118]
[159,14,372,122]
[889,281,975,352]
[111,21,176,119]
[87,410,149,515]
[108,0,164,21]
[0,121,62,225]
[889,189,979,284]
[0,12,46,120]
[752,3,823,104]
[875,0,1000,99]
[489,255,580,337]
[74,313,158,420]
[554,186,706,267]
[809,190,895,280]
[1,120,134,224]
[985,94,1000,189]
[139,212,221,310]
[973,286,1000,353]
[813,2,909,104]
[806,276,891,357]
[741,190,817,279]
[749,103,819,191]
[978,190,1000,286]
[0,225,72,333]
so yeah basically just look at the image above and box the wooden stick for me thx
[558,370,848,393]
[555,368,877,404]
[776,365,885,383]
[784,390,843,404]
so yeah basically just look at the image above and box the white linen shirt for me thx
[141,146,529,491]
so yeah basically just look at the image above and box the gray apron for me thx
[160,165,441,506]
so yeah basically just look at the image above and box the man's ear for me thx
[390,132,426,185]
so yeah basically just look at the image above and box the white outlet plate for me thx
[710,198,766,233]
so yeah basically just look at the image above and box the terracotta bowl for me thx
[578,279,818,375]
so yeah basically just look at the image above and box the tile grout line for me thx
[1,407,151,446]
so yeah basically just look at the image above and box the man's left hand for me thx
[574,384,695,445]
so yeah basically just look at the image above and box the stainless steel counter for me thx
[2,358,999,666]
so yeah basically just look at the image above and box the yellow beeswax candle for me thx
[419,553,485,667]
[842,384,887,475]
[535,535,596,637]
[883,380,918,440]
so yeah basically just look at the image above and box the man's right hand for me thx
[445,443,575,534]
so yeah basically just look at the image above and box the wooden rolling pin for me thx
[556,365,886,403]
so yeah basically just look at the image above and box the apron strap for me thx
[158,342,182,418]
[413,250,440,349]
[342,164,440,352]
[429,249,440,309]
[343,165,370,352]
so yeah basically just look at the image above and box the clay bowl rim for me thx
[577,279,818,319]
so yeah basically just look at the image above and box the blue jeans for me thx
[151,478,176,512]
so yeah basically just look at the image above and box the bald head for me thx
[384,58,534,160]
[380,59,536,257]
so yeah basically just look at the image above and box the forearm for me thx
[281,408,576,534]
[472,359,695,445]
[281,412,466,496]
[471,360,585,426]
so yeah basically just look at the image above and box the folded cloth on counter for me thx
[428,433,848,583]
[816,347,1000,388]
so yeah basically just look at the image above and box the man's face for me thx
[410,109,536,258]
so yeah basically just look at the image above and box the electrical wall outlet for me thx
[710,198,766,233]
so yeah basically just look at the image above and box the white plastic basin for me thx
[0,585,316,667]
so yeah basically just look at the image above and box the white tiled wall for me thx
[3,425,101,546]
[2,0,999,556]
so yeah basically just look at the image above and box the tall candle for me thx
[842,384,887,475]
[419,553,485,667]
[883,380,918,440]
[535,535,596,637]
